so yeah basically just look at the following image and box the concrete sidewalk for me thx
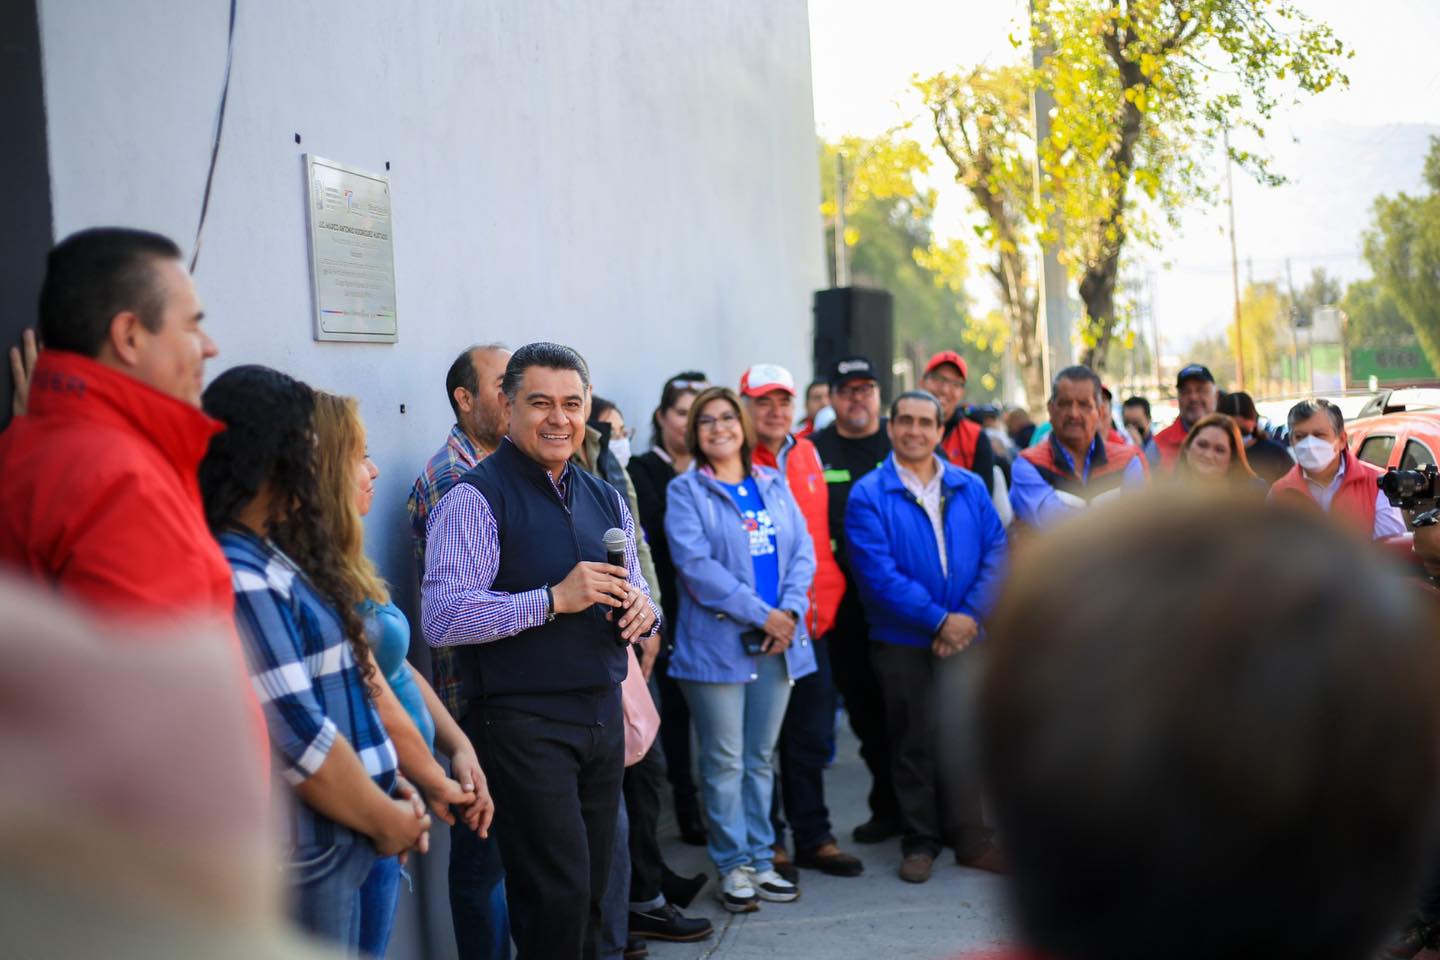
[642,726,1016,960]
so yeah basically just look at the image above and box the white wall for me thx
[39,0,823,599]
[38,1,823,954]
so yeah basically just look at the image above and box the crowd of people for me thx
[3,225,1438,960]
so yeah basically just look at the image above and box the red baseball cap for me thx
[923,350,968,381]
[739,363,797,398]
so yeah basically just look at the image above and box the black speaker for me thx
[813,287,894,401]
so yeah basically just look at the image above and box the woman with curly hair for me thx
[199,365,430,951]
[311,391,495,956]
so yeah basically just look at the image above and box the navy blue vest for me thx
[455,438,627,724]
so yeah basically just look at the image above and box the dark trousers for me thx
[869,641,989,859]
[827,590,901,826]
[469,704,624,960]
[449,813,511,960]
[623,741,667,906]
[770,633,838,851]
[656,655,700,818]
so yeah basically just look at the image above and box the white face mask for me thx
[609,435,632,469]
[1294,435,1338,474]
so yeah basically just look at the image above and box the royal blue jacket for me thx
[845,454,1007,648]
[664,466,818,684]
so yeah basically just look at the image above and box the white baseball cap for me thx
[739,363,797,398]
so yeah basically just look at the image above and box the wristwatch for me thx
[544,584,557,622]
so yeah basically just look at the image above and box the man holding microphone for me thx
[423,342,659,960]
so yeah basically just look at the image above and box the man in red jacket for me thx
[1267,398,1404,540]
[741,363,863,880]
[0,227,266,773]
[920,351,996,494]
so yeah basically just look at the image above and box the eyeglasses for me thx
[924,374,966,390]
[670,379,709,391]
[697,412,740,430]
[835,381,877,399]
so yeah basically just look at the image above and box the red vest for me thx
[0,350,270,779]
[941,416,984,470]
[754,436,845,638]
[1268,449,1380,536]
[1020,433,1146,501]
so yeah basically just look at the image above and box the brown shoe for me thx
[771,843,799,883]
[899,852,934,884]
[956,841,1007,875]
[795,841,864,877]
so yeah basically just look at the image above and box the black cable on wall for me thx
[190,0,238,273]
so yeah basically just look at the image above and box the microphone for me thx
[602,527,632,647]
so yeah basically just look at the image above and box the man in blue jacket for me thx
[844,390,1008,885]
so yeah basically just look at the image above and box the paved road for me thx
[645,725,1016,960]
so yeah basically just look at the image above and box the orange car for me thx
[1347,408,1440,474]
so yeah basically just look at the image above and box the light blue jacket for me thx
[664,465,818,684]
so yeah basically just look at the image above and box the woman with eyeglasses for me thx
[628,371,710,845]
[664,386,817,913]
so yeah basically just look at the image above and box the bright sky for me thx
[807,0,1440,353]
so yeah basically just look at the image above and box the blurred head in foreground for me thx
[981,492,1440,960]
[0,574,333,958]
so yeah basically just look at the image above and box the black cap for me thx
[829,355,878,389]
[1176,363,1215,389]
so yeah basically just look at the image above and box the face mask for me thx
[609,435,632,468]
[1294,435,1338,474]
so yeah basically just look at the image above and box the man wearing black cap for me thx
[810,356,903,845]
[1155,364,1218,470]
[1217,391,1293,484]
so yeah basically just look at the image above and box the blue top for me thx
[664,467,818,685]
[718,477,780,608]
[363,599,435,752]
[1009,440,1147,527]
[845,455,1007,649]
[221,530,398,855]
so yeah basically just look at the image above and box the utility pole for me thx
[1286,258,1300,395]
[1224,127,1245,390]
[1031,0,1071,383]
[833,152,849,288]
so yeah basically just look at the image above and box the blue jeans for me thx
[679,654,793,876]
[359,855,402,956]
[289,839,378,949]
[449,820,511,960]
[600,792,631,959]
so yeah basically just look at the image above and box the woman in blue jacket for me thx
[665,386,817,914]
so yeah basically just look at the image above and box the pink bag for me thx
[621,644,660,767]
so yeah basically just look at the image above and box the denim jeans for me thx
[289,839,378,949]
[679,653,793,876]
[600,792,631,959]
[449,820,511,960]
[358,855,401,957]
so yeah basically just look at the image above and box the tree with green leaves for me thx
[1027,0,1350,371]
[818,137,999,398]
[1362,136,1440,373]
[915,66,1045,405]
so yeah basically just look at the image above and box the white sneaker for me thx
[717,867,759,913]
[745,865,799,902]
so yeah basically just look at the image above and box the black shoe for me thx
[630,902,715,942]
[678,806,707,846]
[852,817,903,844]
[623,938,649,960]
[660,867,709,909]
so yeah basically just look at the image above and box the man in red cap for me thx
[739,363,862,881]
[920,351,996,494]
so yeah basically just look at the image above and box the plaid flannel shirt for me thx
[222,530,398,853]
[407,424,485,719]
